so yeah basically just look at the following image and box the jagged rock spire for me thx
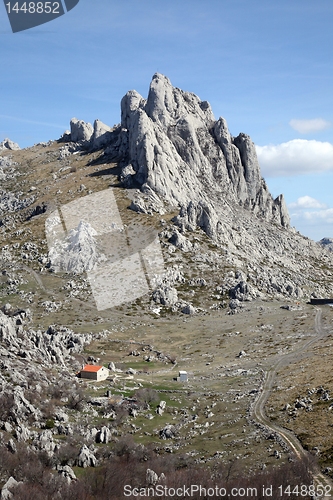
[115,73,289,232]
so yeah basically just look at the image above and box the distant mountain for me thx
[318,237,333,252]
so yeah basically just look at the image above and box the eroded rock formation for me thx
[114,73,289,231]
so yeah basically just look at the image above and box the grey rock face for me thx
[0,138,20,151]
[70,118,93,144]
[112,73,289,234]
[76,444,97,467]
[58,465,76,483]
[153,285,178,306]
[318,237,333,252]
[0,477,21,499]
[96,426,111,444]
[181,304,196,315]
[146,468,159,486]
[91,119,113,150]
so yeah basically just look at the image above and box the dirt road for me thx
[251,308,333,497]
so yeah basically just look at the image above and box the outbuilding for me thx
[80,365,109,381]
[177,370,188,382]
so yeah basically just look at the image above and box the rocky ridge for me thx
[4,73,332,308]
[69,73,289,230]
[318,237,333,252]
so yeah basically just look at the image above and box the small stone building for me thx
[80,365,109,381]
[177,370,188,382]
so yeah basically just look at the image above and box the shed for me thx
[177,370,188,382]
[80,365,109,381]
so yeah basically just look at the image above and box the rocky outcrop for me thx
[152,285,178,307]
[76,444,97,467]
[0,477,22,499]
[70,118,93,145]
[0,138,20,151]
[0,309,87,367]
[66,75,289,243]
[91,119,113,150]
[48,220,105,274]
[110,73,289,235]
[69,118,114,150]
[318,237,333,252]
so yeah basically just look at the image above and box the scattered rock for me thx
[153,285,178,306]
[57,465,76,483]
[160,424,176,439]
[181,304,196,315]
[76,444,97,468]
[146,468,159,486]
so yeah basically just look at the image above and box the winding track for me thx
[251,308,333,497]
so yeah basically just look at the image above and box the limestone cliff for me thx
[112,73,289,232]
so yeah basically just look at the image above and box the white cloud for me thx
[288,196,327,210]
[302,209,333,224]
[256,139,333,177]
[289,198,333,237]
[289,118,331,134]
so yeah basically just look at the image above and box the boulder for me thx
[168,230,193,252]
[229,281,250,301]
[153,285,178,306]
[70,118,93,144]
[91,119,113,150]
[0,477,21,499]
[181,304,196,315]
[76,444,97,467]
[146,469,159,486]
[160,424,176,439]
[58,465,76,483]
[96,426,111,444]
[33,429,56,456]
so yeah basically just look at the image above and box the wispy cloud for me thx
[0,114,66,129]
[256,139,333,177]
[289,118,331,134]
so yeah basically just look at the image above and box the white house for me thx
[177,371,188,382]
[80,365,109,381]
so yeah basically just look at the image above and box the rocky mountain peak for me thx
[0,137,20,151]
[144,73,215,128]
[113,73,290,234]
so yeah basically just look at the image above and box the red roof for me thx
[81,365,103,373]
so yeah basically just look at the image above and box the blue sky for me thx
[1,0,333,241]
